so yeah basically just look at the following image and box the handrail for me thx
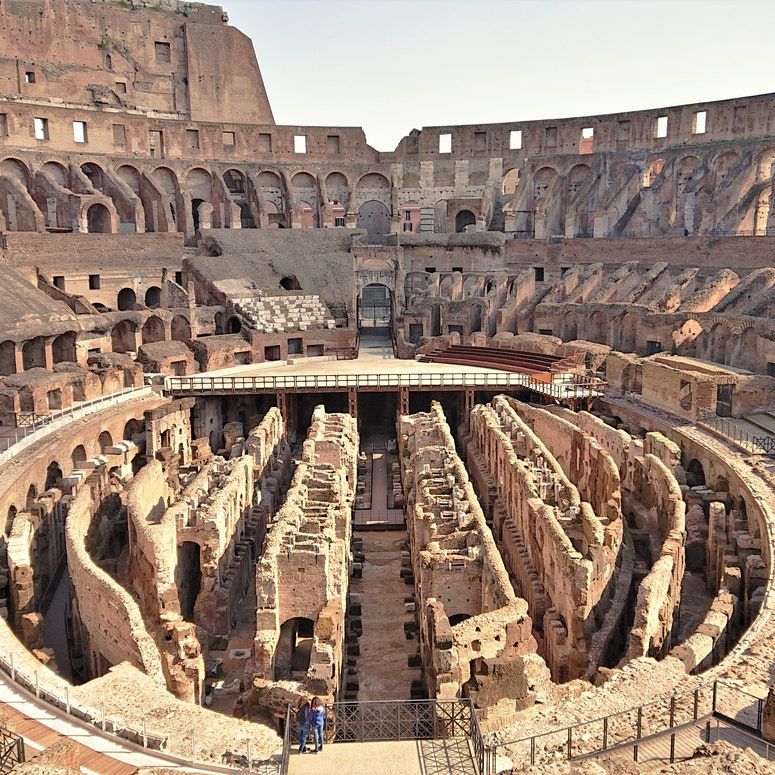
[698,411,775,456]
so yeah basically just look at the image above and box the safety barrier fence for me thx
[698,411,775,456]
[0,386,154,464]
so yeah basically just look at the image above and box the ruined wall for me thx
[252,406,356,698]
[400,401,544,720]
[466,396,623,681]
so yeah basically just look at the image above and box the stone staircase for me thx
[234,294,335,334]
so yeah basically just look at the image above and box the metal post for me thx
[693,688,699,720]
[705,720,711,743]
[634,706,642,762]
[530,736,535,766]
[65,686,70,715]
[567,726,572,760]
[34,670,39,698]
[712,681,718,712]
[603,716,608,750]
[759,698,764,732]
[10,654,14,681]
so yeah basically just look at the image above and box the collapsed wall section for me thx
[252,406,357,699]
[399,401,544,724]
[466,396,623,681]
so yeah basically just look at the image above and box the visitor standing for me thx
[309,696,327,753]
[295,696,311,754]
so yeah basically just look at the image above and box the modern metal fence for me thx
[698,411,775,455]
[0,726,24,773]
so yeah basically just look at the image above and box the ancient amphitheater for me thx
[1,2,775,773]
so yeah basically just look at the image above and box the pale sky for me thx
[221,0,775,152]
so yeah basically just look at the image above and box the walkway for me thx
[287,738,475,775]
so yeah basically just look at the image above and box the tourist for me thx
[295,696,311,754]
[309,696,327,752]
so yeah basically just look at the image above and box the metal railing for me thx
[0,386,152,463]
[698,411,775,456]
[489,680,766,768]
[282,699,486,771]
[0,726,24,773]
[165,371,604,398]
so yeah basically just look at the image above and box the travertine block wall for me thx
[66,466,166,684]
[400,401,543,718]
[251,406,356,698]
[466,396,623,681]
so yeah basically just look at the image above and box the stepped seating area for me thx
[418,345,575,379]
[234,294,335,334]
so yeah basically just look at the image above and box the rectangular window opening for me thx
[113,124,127,146]
[334,217,345,227]
[438,133,452,154]
[693,110,707,134]
[534,267,545,282]
[509,129,522,150]
[326,135,341,154]
[544,127,557,147]
[53,275,65,290]
[0,114,7,137]
[88,274,101,290]
[185,129,199,149]
[560,266,569,276]
[116,81,127,94]
[293,134,307,154]
[73,121,87,143]
[33,117,49,140]
[425,267,436,273]
[655,115,669,139]
[222,131,235,146]
[175,271,183,285]
[154,41,171,63]
[258,133,272,152]
[580,126,594,154]
[25,71,35,84]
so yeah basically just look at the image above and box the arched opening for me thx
[0,158,29,186]
[358,283,392,328]
[44,461,62,491]
[52,332,77,364]
[4,505,17,535]
[117,288,136,311]
[227,316,241,334]
[26,484,37,510]
[98,431,113,451]
[0,340,15,376]
[223,169,245,195]
[685,459,706,488]
[177,541,202,621]
[356,200,390,241]
[81,163,105,192]
[144,287,161,308]
[71,444,87,469]
[710,323,730,364]
[141,315,164,344]
[86,203,111,233]
[280,276,302,291]
[276,617,315,680]
[123,419,142,441]
[502,168,520,195]
[455,210,476,233]
[448,613,471,627]
[111,320,137,354]
[191,198,204,231]
[22,336,45,370]
[117,165,141,195]
[41,162,67,188]
[171,315,191,341]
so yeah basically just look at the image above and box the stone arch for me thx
[709,322,731,364]
[326,171,349,202]
[186,168,212,198]
[617,311,639,353]
[567,164,591,198]
[44,461,62,491]
[735,326,759,371]
[643,158,665,188]
[223,169,246,195]
[171,315,191,341]
[41,161,67,187]
[117,164,141,194]
[152,166,179,197]
[98,430,113,451]
[292,172,318,228]
[534,166,558,201]
[71,444,87,469]
[0,341,15,376]
[0,157,30,185]
[226,316,241,334]
[22,336,45,370]
[141,315,164,344]
[755,147,775,182]
[502,167,520,195]
[111,319,137,353]
[86,202,112,233]
[455,210,477,233]
[587,310,608,345]
[439,275,454,299]
[52,332,76,364]
[280,276,302,291]
[117,287,136,310]
[354,172,391,211]
[276,617,315,680]
[714,151,740,185]
[356,200,390,240]
[676,156,701,195]
[463,276,482,298]
[123,418,143,441]
[81,162,106,192]
[25,484,37,510]
[685,458,706,488]
[144,286,161,308]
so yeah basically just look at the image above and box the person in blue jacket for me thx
[309,696,327,753]
[295,696,311,754]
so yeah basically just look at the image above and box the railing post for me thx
[567,726,572,760]
[530,736,535,766]
[712,680,718,712]
[759,698,764,732]
[634,706,642,762]
[603,716,608,750]
[693,688,699,721]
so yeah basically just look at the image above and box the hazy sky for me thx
[220,0,775,152]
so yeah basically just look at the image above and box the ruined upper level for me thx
[0,0,274,124]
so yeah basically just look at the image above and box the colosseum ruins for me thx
[1,1,775,773]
